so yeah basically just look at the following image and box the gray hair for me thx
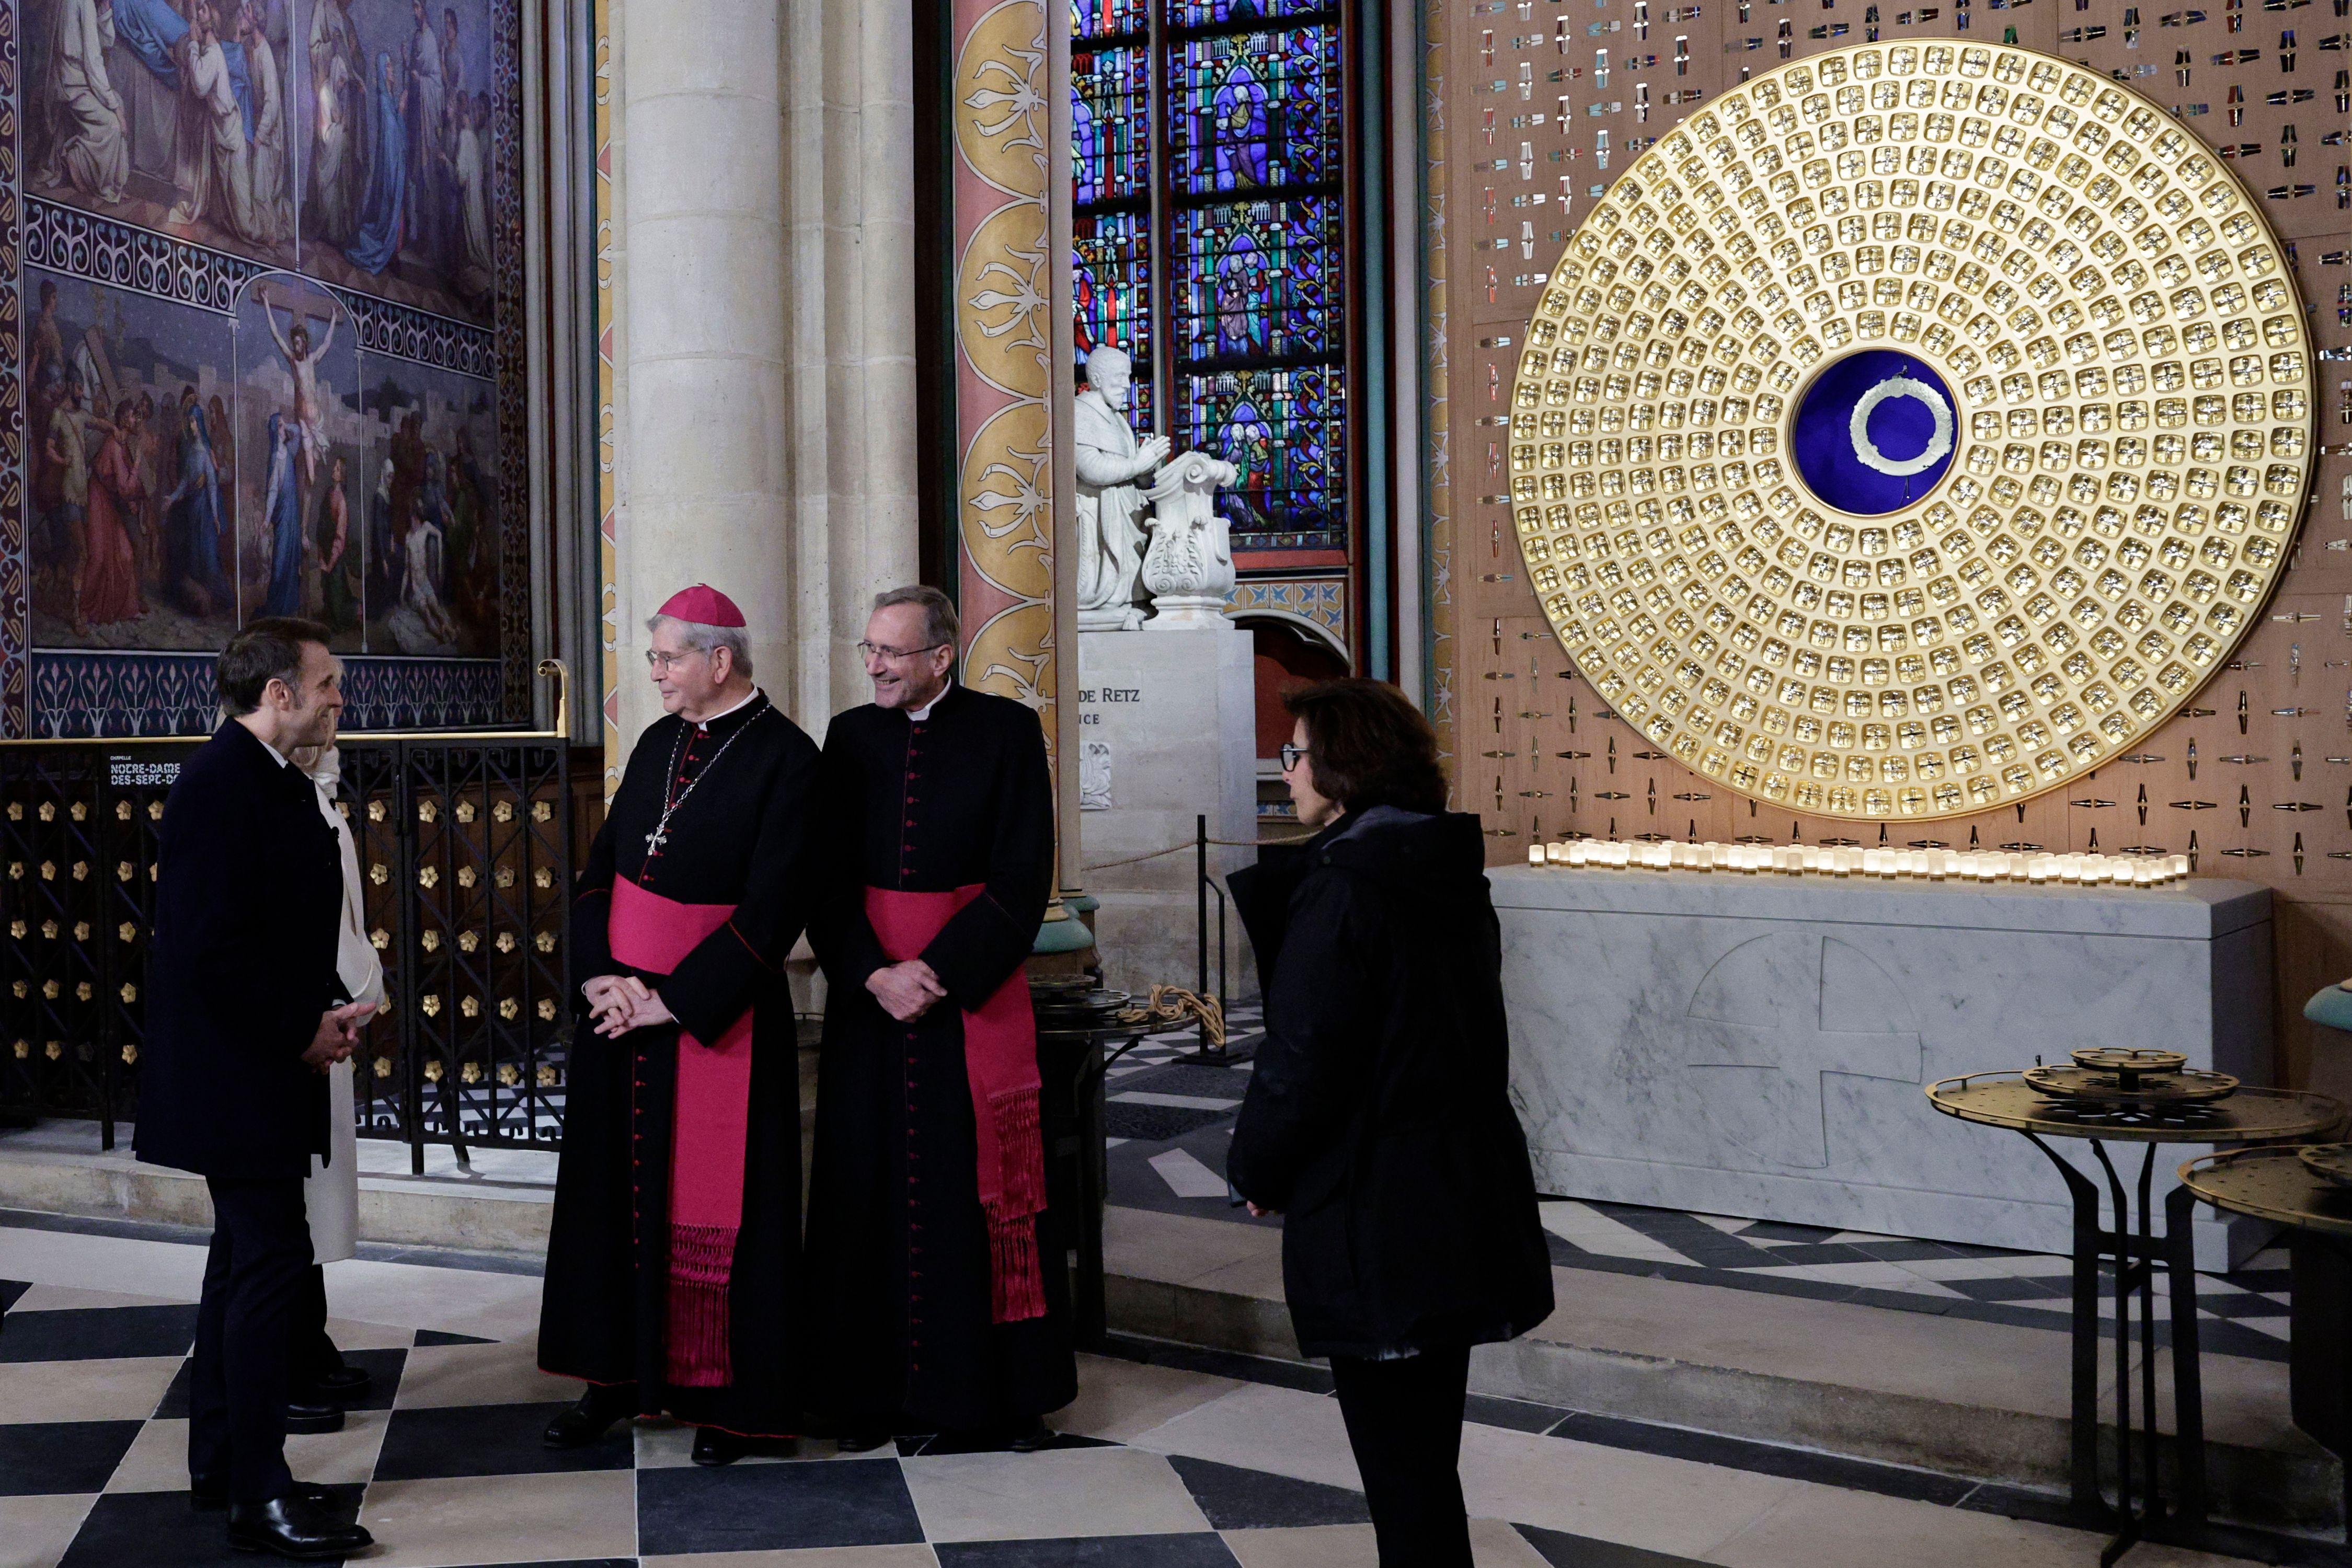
[646,614,753,677]
[872,585,959,653]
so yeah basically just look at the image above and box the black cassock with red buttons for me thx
[803,681,1076,1434]
[538,690,821,1437]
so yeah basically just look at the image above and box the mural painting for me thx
[353,350,499,656]
[6,0,522,734]
[27,268,237,650]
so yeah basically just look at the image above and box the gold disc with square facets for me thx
[1508,41,2315,822]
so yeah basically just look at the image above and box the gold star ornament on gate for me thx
[1509,41,2315,822]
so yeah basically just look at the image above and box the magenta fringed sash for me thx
[609,875,754,1387]
[865,885,1048,1324]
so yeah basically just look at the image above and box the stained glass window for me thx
[1073,46,1151,205]
[1165,28,1343,197]
[1075,209,1154,439]
[1073,0,1148,38]
[1177,366,1344,545]
[1071,1,1349,552]
[1165,0,1331,25]
[1168,197,1339,366]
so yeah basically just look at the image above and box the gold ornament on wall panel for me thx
[964,600,1057,712]
[1509,42,2315,823]
[958,199,1052,400]
[953,0,1049,199]
[961,400,1054,600]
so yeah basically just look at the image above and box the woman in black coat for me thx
[1227,678,1555,1568]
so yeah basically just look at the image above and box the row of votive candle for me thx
[1532,839,2193,886]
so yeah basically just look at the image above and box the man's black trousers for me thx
[189,1177,312,1503]
[1328,1342,1474,1568]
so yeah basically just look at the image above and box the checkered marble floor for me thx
[0,1209,2299,1568]
[1103,1006,2297,1365]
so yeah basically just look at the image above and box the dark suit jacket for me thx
[133,720,346,1181]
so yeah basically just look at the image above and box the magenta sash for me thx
[609,875,753,1387]
[865,885,1048,1324]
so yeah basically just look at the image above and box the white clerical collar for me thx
[690,686,761,733]
[908,685,953,723]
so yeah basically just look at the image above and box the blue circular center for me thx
[1792,350,1958,516]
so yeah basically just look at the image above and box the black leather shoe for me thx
[691,1426,752,1466]
[1006,1420,1055,1453]
[305,1363,372,1403]
[281,1399,345,1435]
[833,1431,893,1454]
[225,1493,373,1559]
[191,1480,337,1513]
[542,1386,634,1449]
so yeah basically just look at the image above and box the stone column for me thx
[605,0,919,753]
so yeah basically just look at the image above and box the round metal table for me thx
[1928,1075,2345,1564]
[2181,1146,2352,1542]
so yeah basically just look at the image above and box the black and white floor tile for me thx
[1101,1006,2297,1364]
[1,1207,2303,1567]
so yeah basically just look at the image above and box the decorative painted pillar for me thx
[951,0,1082,889]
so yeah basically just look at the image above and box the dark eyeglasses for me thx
[1279,743,1312,771]
[857,640,949,662]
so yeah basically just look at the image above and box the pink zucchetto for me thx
[655,584,746,628]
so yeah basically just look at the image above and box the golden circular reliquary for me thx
[1508,41,2316,823]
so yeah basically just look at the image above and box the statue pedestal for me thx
[1076,625,1257,998]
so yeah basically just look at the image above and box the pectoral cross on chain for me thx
[645,823,669,854]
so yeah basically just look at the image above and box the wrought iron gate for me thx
[1,725,593,1168]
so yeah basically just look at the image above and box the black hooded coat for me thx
[1226,806,1555,1361]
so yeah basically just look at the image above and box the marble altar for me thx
[1494,867,2276,1267]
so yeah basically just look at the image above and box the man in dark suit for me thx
[135,617,377,1560]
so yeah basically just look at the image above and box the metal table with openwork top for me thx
[1929,1055,2344,1565]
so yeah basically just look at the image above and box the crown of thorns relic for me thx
[1508,42,2316,823]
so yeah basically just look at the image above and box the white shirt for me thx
[908,685,949,723]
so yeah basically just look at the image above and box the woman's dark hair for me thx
[1280,678,1449,816]
[217,617,331,715]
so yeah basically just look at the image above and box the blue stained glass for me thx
[1169,197,1339,366]
[1167,0,1334,24]
[1165,28,1341,196]
[1075,210,1154,428]
[1074,0,1148,37]
[1177,366,1344,545]
[1074,47,1152,205]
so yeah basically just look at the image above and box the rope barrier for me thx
[1115,985,1227,1047]
[1081,833,1310,873]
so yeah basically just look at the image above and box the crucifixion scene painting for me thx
[25,267,501,656]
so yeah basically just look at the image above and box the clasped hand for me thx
[302,1000,376,1073]
[583,974,676,1037]
[867,959,947,1022]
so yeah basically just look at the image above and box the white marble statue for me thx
[1074,345,1170,632]
[1140,450,1241,630]
[1079,740,1113,811]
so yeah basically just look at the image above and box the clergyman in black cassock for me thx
[805,586,1076,1441]
[539,587,820,1455]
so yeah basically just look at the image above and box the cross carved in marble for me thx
[1683,932,1924,1170]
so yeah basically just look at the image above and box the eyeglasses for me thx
[1279,743,1312,772]
[857,641,949,662]
[644,648,703,672]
